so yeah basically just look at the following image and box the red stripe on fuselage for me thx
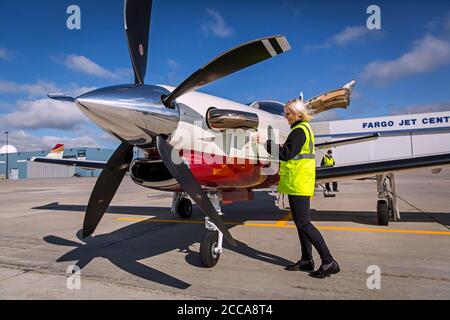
[179,150,279,189]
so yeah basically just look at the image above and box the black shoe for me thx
[284,259,315,271]
[309,260,340,278]
[333,189,339,192]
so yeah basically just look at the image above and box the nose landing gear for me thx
[199,192,224,268]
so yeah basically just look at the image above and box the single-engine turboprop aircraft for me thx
[37,0,450,267]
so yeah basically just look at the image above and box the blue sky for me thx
[1,0,450,151]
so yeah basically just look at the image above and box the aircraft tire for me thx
[177,198,192,219]
[200,231,220,268]
[377,201,389,226]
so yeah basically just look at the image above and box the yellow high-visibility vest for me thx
[277,121,315,196]
[323,155,335,167]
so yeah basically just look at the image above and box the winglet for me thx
[343,80,356,96]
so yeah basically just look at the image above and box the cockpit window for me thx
[250,101,285,116]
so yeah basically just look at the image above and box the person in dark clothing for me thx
[259,98,340,279]
[321,149,338,192]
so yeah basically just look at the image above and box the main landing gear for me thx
[200,192,224,268]
[171,192,193,218]
[376,173,400,226]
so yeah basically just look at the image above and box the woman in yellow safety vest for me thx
[261,98,340,279]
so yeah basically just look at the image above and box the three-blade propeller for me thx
[78,0,290,245]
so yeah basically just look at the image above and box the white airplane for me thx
[37,0,450,267]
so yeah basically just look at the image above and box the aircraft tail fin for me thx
[45,144,64,159]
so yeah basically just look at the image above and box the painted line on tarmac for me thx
[274,212,292,226]
[112,217,450,236]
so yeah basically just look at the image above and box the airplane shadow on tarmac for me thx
[34,191,450,227]
[39,192,297,289]
[37,191,449,289]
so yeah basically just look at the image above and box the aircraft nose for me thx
[75,85,179,146]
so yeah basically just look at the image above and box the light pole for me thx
[4,131,8,180]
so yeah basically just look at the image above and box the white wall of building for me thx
[27,161,75,178]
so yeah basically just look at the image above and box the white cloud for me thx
[360,34,450,85]
[55,55,132,80]
[0,79,95,98]
[311,109,342,122]
[305,25,379,51]
[166,58,181,85]
[201,9,233,38]
[63,55,117,79]
[0,97,88,130]
[332,26,372,46]
[389,102,450,115]
[426,11,450,39]
[0,79,58,97]
[5,130,99,152]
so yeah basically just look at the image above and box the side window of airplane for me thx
[249,101,285,116]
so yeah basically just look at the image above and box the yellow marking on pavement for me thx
[112,217,450,236]
[275,212,292,226]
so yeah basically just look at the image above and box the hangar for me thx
[0,146,113,179]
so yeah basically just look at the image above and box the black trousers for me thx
[325,181,338,192]
[288,195,334,264]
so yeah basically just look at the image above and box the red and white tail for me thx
[46,144,64,159]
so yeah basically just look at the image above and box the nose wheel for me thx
[199,192,225,267]
[200,230,221,267]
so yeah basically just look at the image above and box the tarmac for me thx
[0,168,449,299]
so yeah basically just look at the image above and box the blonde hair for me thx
[284,98,313,122]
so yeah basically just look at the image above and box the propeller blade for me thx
[155,136,237,246]
[82,142,133,237]
[48,93,75,102]
[124,0,152,85]
[163,35,290,107]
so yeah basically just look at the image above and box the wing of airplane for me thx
[316,152,450,182]
[30,157,106,169]
[30,144,107,169]
[315,133,380,149]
